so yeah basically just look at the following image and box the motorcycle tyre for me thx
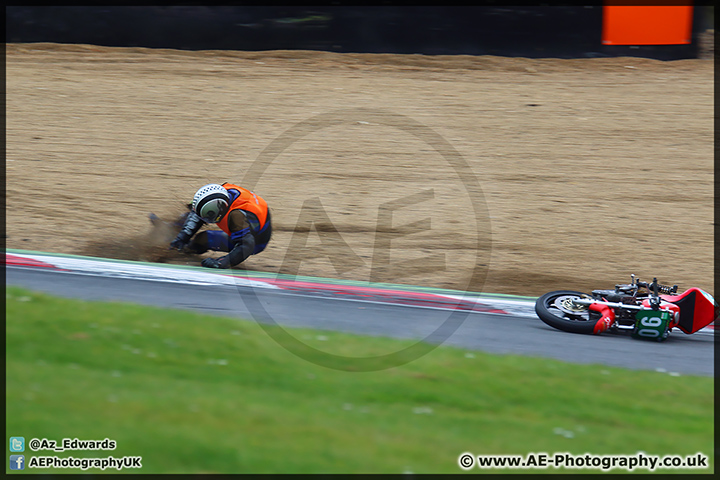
[535,290,599,335]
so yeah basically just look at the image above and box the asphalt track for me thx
[6,255,713,377]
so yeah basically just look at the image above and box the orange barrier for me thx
[602,4,693,45]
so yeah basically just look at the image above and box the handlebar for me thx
[636,278,678,295]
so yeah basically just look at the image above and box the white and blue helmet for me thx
[192,184,230,223]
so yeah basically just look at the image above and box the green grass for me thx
[6,286,714,474]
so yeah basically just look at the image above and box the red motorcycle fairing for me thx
[589,303,615,334]
[658,288,718,334]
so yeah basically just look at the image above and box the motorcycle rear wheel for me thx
[535,290,599,334]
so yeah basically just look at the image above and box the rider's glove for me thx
[170,231,191,251]
[201,256,230,269]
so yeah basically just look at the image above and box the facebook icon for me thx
[10,454,25,470]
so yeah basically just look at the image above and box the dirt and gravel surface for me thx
[6,43,714,296]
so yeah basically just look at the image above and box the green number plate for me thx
[632,309,671,342]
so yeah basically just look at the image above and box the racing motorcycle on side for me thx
[535,275,718,341]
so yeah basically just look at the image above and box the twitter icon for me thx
[9,437,25,453]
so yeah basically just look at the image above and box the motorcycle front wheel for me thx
[535,290,599,334]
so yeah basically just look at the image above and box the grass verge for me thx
[6,286,713,474]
